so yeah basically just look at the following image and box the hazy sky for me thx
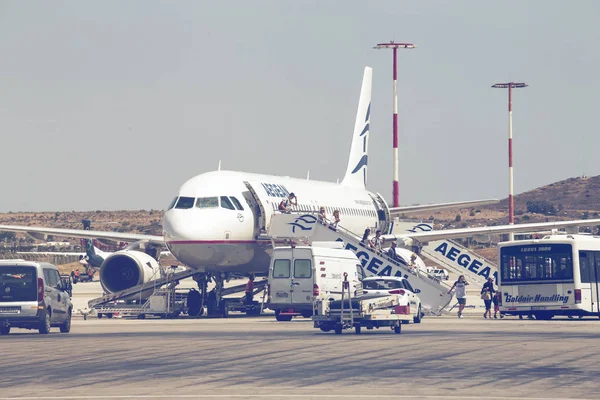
[1,1,599,212]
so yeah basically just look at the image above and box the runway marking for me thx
[0,395,592,400]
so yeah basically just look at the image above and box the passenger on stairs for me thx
[278,193,297,213]
[318,206,327,225]
[360,229,371,247]
[387,241,400,262]
[370,230,383,253]
[329,209,341,231]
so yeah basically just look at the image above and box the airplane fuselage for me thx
[161,170,386,275]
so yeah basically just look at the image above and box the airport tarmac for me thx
[1,316,600,400]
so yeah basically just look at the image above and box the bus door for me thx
[593,253,600,315]
[579,251,600,315]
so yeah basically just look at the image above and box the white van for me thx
[267,244,363,322]
[0,260,72,335]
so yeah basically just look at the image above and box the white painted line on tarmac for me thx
[0,395,591,400]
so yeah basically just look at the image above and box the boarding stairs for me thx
[392,221,497,287]
[267,213,454,315]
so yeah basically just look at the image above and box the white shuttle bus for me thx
[499,234,600,320]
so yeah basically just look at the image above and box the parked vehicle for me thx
[267,243,363,321]
[361,276,423,323]
[0,260,72,335]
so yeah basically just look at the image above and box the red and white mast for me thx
[374,41,416,208]
[492,82,528,241]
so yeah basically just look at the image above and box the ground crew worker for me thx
[74,269,80,283]
[245,275,255,305]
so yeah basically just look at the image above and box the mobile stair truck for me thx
[312,272,412,335]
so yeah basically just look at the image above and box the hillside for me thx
[1,175,599,251]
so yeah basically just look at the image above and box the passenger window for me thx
[230,197,244,211]
[195,197,218,208]
[220,196,235,210]
[175,196,195,209]
[294,259,312,278]
[272,260,290,278]
[167,197,178,210]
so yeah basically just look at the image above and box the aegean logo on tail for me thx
[288,214,317,233]
[350,102,371,185]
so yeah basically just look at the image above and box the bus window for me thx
[579,251,594,283]
[500,244,573,283]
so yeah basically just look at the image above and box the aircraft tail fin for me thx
[341,66,372,189]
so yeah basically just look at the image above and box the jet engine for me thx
[99,250,160,294]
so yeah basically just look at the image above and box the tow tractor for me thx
[312,272,413,334]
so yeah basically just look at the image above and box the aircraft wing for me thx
[389,199,500,215]
[0,225,165,244]
[384,218,600,244]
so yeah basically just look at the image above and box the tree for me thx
[526,200,557,215]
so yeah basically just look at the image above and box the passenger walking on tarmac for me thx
[448,275,469,318]
[493,289,503,319]
[245,275,255,305]
[318,206,327,225]
[360,228,371,247]
[329,209,341,230]
[278,193,297,213]
[481,277,495,319]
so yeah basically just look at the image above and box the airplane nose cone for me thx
[162,209,196,241]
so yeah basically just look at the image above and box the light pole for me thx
[374,41,416,208]
[492,82,528,241]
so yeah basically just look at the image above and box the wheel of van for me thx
[276,314,292,322]
[354,325,361,334]
[319,325,332,332]
[60,309,72,333]
[413,305,422,324]
[394,324,402,334]
[0,325,10,335]
[334,323,343,334]
[301,311,312,319]
[106,313,113,319]
[39,310,51,334]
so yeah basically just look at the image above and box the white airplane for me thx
[1,66,598,307]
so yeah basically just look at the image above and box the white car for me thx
[361,276,423,323]
[430,268,449,281]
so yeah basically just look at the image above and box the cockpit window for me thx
[175,196,195,209]
[196,197,218,208]
[167,197,178,210]
[230,197,244,211]
[220,196,235,210]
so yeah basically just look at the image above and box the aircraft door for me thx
[244,181,275,234]
[368,192,391,233]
